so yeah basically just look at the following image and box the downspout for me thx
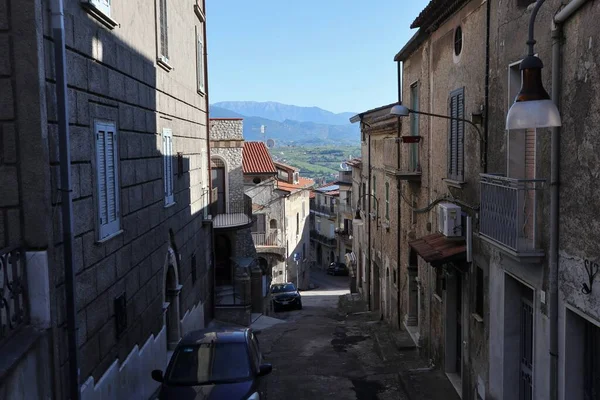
[397,61,403,328]
[367,124,372,311]
[483,0,490,173]
[50,0,80,398]
[550,2,589,399]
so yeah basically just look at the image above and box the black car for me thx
[327,262,349,276]
[151,327,272,400]
[271,283,302,311]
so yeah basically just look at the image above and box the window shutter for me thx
[449,95,458,180]
[159,0,169,59]
[88,0,111,16]
[456,89,465,180]
[95,121,120,240]
[197,29,205,93]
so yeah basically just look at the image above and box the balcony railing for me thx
[310,230,336,246]
[480,174,545,255]
[311,203,336,216]
[0,247,28,346]
[212,194,253,229]
[252,232,284,247]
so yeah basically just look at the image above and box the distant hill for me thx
[209,105,360,146]
[212,101,356,126]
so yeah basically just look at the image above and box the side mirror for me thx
[258,363,272,376]
[151,370,164,383]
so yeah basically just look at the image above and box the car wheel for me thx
[297,302,303,310]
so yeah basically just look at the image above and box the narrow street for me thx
[258,269,460,400]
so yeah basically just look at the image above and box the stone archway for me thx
[163,247,182,350]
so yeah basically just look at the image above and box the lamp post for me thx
[353,193,380,311]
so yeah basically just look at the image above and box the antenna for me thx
[266,138,275,148]
[260,125,266,142]
[340,162,350,171]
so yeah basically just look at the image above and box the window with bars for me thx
[158,0,169,62]
[196,26,205,94]
[448,87,465,182]
[95,121,120,240]
[163,128,174,205]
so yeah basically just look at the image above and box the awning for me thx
[408,233,466,265]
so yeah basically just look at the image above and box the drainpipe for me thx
[50,0,80,398]
[550,2,589,399]
[397,61,403,328]
[483,0,490,173]
[367,123,372,311]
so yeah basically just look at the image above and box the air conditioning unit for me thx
[437,203,462,237]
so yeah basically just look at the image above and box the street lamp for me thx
[505,0,561,130]
[353,194,380,227]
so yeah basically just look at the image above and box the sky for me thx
[206,0,430,114]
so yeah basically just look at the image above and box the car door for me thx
[248,333,267,397]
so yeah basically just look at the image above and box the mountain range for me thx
[209,101,360,146]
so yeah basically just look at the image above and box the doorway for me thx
[444,267,463,395]
[211,158,226,214]
[215,234,232,285]
[164,249,181,351]
[372,262,381,313]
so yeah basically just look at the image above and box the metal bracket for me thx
[582,259,599,295]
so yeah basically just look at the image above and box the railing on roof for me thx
[0,247,28,347]
[252,232,284,247]
[211,194,253,229]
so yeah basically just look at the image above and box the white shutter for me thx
[95,121,120,240]
[163,128,174,205]
[87,0,111,17]
[201,149,208,218]
[197,28,205,94]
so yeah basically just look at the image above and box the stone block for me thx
[79,336,100,381]
[142,181,154,206]
[147,158,162,181]
[68,88,77,124]
[88,59,109,96]
[0,35,10,75]
[79,163,93,197]
[131,233,149,267]
[98,318,116,359]
[67,51,88,90]
[125,266,140,301]
[73,197,94,236]
[124,131,142,158]
[122,213,138,244]
[0,211,4,248]
[134,158,148,184]
[120,159,136,186]
[116,44,132,76]
[1,122,16,164]
[76,266,98,309]
[116,244,132,279]
[47,124,59,164]
[138,256,152,286]
[108,68,125,101]
[86,292,109,337]
[119,104,134,131]
[121,187,130,216]
[72,14,94,58]
[0,0,8,30]
[133,106,146,132]
[136,207,151,235]
[153,180,163,203]
[71,163,81,200]
[0,165,19,206]
[77,310,87,347]
[0,78,13,120]
[124,76,139,105]
[70,125,92,162]
[132,289,147,319]
[96,254,116,294]
[83,231,106,268]
[128,184,143,212]
[76,92,90,126]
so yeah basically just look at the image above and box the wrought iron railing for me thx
[312,203,336,216]
[0,247,28,346]
[480,174,545,253]
[252,232,283,247]
[212,194,253,229]
[215,281,249,306]
[310,230,336,246]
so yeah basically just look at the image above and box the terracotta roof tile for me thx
[276,177,315,193]
[243,142,277,174]
[274,161,299,172]
[408,233,466,264]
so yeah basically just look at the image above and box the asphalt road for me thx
[259,268,411,400]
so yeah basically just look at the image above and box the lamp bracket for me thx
[581,259,599,295]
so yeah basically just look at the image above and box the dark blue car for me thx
[151,327,272,400]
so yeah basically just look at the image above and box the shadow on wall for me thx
[40,5,213,400]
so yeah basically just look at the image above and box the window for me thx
[158,0,169,63]
[196,26,205,94]
[316,219,321,232]
[454,26,463,56]
[329,224,334,238]
[475,266,484,317]
[435,267,444,298]
[95,120,121,240]
[87,0,111,16]
[251,214,266,233]
[201,149,209,219]
[385,182,390,220]
[163,128,174,205]
[296,213,299,236]
[191,254,197,284]
[448,88,465,182]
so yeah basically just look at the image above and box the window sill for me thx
[194,4,206,22]
[157,58,172,72]
[443,178,466,189]
[433,293,443,303]
[97,229,123,244]
[81,3,118,30]
[471,313,484,323]
[164,201,176,209]
[197,89,206,97]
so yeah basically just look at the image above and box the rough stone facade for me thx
[209,119,245,204]
[1,0,214,398]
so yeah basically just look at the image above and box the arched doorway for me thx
[211,157,227,214]
[163,248,181,350]
[257,257,269,275]
[215,235,232,285]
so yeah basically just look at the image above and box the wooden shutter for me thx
[163,128,174,204]
[95,121,120,239]
[197,28,205,94]
[159,0,169,59]
[448,88,465,181]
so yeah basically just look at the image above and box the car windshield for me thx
[166,342,252,385]
[271,283,296,293]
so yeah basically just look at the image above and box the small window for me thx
[85,0,111,17]
[114,292,127,339]
[158,0,169,63]
[191,254,197,284]
[163,128,175,205]
[385,182,390,220]
[196,26,205,94]
[454,26,462,56]
[95,120,121,240]
[435,267,444,298]
[296,213,299,236]
[253,177,261,184]
[475,266,484,317]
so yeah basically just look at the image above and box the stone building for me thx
[310,182,340,270]
[1,0,214,398]
[209,118,262,325]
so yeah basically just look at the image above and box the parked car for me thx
[151,327,272,400]
[327,262,349,276]
[271,283,302,311]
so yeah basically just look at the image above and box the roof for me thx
[410,0,469,30]
[394,29,429,62]
[316,184,339,193]
[243,142,277,174]
[209,118,244,121]
[179,327,249,345]
[349,102,399,124]
[408,233,466,265]
[274,160,299,172]
[346,158,362,168]
[276,177,315,194]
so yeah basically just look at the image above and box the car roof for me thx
[179,327,249,345]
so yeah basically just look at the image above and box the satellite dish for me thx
[266,138,275,148]
[340,162,350,171]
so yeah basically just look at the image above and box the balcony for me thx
[252,232,286,256]
[384,144,421,182]
[337,203,354,216]
[0,247,28,347]
[212,195,253,230]
[311,203,336,217]
[479,174,545,261]
[310,230,336,247]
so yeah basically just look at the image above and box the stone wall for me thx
[211,147,244,204]
[209,119,243,140]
